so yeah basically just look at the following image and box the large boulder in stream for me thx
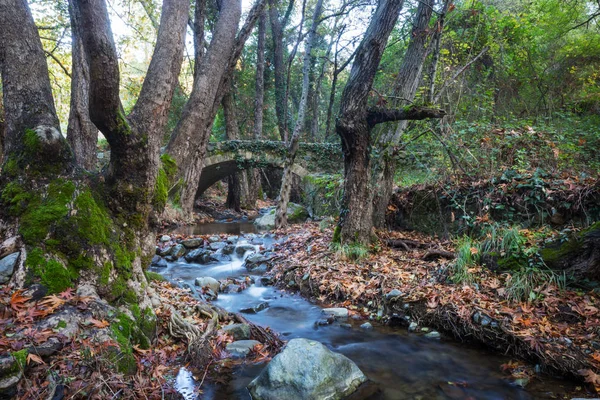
[254,203,309,230]
[248,338,367,400]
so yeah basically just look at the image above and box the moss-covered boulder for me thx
[541,222,600,280]
[254,203,309,229]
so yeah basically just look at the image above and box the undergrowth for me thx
[450,223,565,302]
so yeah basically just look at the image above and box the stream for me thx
[152,223,577,400]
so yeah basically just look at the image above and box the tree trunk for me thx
[245,10,266,210]
[174,0,267,213]
[371,0,434,229]
[0,0,187,335]
[334,0,406,245]
[0,90,5,164]
[268,0,294,142]
[222,89,245,212]
[66,0,98,171]
[274,0,324,228]
[166,0,242,212]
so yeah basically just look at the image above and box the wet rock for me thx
[215,253,232,262]
[182,238,203,249]
[227,236,239,243]
[322,308,349,319]
[408,322,418,332]
[209,242,226,251]
[420,327,430,332]
[222,244,235,255]
[260,277,273,286]
[222,283,241,293]
[480,315,492,326]
[245,254,268,270]
[240,302,269,314]
[340,323,352,329]
[222,323,251,340]
[360,322,373,330]
[424,331,441,339]
[0,252,19,284]
[23,284,47,301]
[250,237,264,245]
[150,255,168,268]
[0,354,21,395]
[315,316,334,326]
[248,338,367,400]
[160,235,171,242]
[195,277,220,294]
[208,236,221,243]
[158,246,172,257]
[511,377,530,388]
[170,244,186,258]
[165,255,175,262]
[235,244,256,256]
[385,289,403,301]
[227,340,261,358]
[185,249,216,264]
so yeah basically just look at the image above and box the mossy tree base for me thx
[0,171,160,368]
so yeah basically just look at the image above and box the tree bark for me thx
[369,0,436,229]
[335,0,406,245]
[274,0,324,228]
[268,0,295,141]
[165,0,242,212]
[178,0,267,213]
[0,0,187,319]
[247,10,267,209]
[66,0,98,171]
[222,89,246,212]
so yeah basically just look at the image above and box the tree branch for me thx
[367,106,446,127]
[433,46,489,104]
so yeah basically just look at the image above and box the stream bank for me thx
[149,222,593,399]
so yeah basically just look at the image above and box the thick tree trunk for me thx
[335,0,406,245]
[371,0,434,228]
[0,0,188,315]
[66,0,98,171]
[274,0,324,228]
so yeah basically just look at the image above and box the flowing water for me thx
[151,224,578,400]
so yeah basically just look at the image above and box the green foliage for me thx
[331,240,370,260]
[450,224,566,302]
[144,270,165,282]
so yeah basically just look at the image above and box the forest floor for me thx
[0,278,281,399]
[267,222,600,395]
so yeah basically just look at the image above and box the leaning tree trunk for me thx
[371,0,434,228]
[66,0,98,171]
[274,0,323,228]
[335,0,445,245]
[167,0,266,213]
[0,0,188,348]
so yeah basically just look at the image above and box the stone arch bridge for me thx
[198,140,342,196]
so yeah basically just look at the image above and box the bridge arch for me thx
[196,140,342,196]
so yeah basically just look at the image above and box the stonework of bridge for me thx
[197,140,343,196]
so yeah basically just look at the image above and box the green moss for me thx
[116,110,132,136]
[110,312,152,374]
[144,271,166,282]
[57,320,67,330]
[99,262,112,285]
[26,248,77,293]
[153,168,169,209]
[332,225,342,244]
[23,129,40,152]
[72,190,112,245]
[5,180,75,243]
[10,349,28,372]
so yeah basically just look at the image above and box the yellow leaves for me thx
[38,295,65,314]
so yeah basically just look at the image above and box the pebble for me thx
[408,322,418,332]
[424,331,441,339]
[360,322,373,330]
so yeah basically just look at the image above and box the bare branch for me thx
[367,106,446,127]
